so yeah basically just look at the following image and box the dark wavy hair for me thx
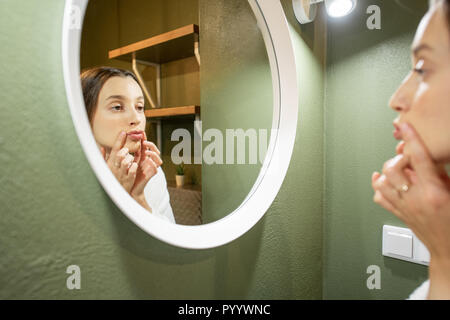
[80,66,140,122]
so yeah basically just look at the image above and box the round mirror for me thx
[62,0,298,249]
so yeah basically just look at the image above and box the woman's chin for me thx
[125,139,141,153]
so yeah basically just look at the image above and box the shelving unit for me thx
[109,24,201,151]
[109,24,200,65]
[144,105,200,119]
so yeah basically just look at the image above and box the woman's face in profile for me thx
[389,2,450,163]
[90,76,147,154]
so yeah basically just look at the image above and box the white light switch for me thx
[382,225,430,266]
[385,231,413,258]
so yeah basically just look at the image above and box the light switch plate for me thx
[385,230,413,258]
[382,225,430,266]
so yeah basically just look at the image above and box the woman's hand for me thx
[129,131,163,201]
[371,123,450,299]
[100,131,138,194]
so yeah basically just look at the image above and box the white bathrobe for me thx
[407,280,429,300]
[143,167,176,224]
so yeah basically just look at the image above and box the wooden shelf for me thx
[109,24,199,64]
[145,105,200,119]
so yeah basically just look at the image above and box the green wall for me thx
[323,0,429,299]
[0,0,322,299]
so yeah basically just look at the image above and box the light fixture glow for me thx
[293,0,357,24]
[325,0,356,18]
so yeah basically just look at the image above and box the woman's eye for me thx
[137,106,145,111]
[413,59,426,76]
[112,105,122,111]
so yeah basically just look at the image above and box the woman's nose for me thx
[128,107,141,125]
[389,89,405,112]
[389,74,413,113]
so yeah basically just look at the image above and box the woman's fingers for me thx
[143,130,148,144]
[143,156,157,170]
[113,147,129,168]
[127,162,138,178]
[396,141,405,155]
[134,148,141,164]
[142,157,158,177]
[401,123,442,186]
[101,130,162,195]
[136,135,146,165]
[136,136,163,167]
[145,150,163,166]
[372,171,381,184]
[143,140,160,155]
[373,190,403,219]
[373,173,401,204]
[404,168,419,185]
[372,171,404,219]
[108,131,127,165]
[120,153,134,174]
[371,154,411,212]
[382,154,411,192]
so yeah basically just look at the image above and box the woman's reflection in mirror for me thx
[80,67,176,223]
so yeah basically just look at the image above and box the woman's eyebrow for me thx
[105,95,144,102]
[106,94,144,100]
[412,43,433,57]
[106,95,126,101]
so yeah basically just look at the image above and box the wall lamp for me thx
[293,0,357,24]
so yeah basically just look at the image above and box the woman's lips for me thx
[393,128,402,140]
[393,122,402,140]
[127,131,144,141]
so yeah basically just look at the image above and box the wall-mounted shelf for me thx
[145,105,200,119]
[109,24,199,65]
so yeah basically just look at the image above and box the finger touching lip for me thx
[396,141,405,155]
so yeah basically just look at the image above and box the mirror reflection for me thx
[80,0,273,225]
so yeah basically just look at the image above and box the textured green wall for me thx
[0,0,323,299]
[323,0,429,299]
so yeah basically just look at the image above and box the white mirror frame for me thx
[62,0,299,249]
